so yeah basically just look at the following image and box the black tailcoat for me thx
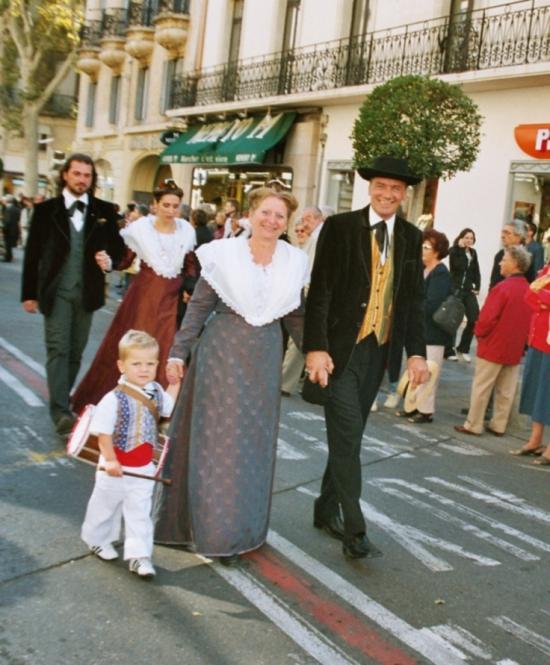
[21,195,126,316]
[303,206,426,381]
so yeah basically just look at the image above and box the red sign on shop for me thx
[514,124,550,158]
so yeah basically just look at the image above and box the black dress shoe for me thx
[313,514,345,541]
[55,414,75,436]
[342,534,383,560]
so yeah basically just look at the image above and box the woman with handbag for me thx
[448,228,481,362]
[400,230,452,423]
[513,260,550,463]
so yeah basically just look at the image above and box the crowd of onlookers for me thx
[0,193,45,261]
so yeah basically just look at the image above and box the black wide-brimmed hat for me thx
[357,155,422,186]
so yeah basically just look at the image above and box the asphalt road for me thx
[1,249,550,665]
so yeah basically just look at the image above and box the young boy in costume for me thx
[81,330,180,578]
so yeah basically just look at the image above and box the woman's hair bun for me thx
[153,179,184,200]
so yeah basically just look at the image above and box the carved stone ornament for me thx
[77,47,102,81]
[154,13,189,56]
[125,26,155,64]
[99,37,127,73]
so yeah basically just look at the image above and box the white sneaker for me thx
[461,353,472,363]
[129,557,156,578]
[447,352,458,361]
[370,401,378,412]
[90,544,119,561]
[383,392,399,409]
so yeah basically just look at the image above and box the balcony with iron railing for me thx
[79,0,190,46]
[169,0,550,110]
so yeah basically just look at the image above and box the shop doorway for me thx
[129,155,173,205]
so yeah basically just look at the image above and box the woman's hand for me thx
[166,360,185,384]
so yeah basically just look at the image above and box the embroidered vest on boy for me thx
[112,382,163,466]
[357,233,394,346]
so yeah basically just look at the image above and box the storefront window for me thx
[190,166,293,211]
[508,162,550,243]
[326,163,354,213]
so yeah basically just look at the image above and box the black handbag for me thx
[301,377,332,405]
[432,293,465,336]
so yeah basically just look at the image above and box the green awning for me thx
[160,112,296,165]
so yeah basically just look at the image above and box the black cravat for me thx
[67,200,86,216]
[372,221,387,255]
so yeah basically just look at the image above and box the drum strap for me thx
[118,384,161,423]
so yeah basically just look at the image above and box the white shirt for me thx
[303,222,323,277]
[223,217,252,239]
[63,189,89,232]
[369,209,396,266]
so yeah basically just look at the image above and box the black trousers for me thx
[315,335,388,538]
[456,291,479,354]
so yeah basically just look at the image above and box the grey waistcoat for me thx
[57,219,85,293]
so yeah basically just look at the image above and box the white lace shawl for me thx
[196,237,309,326]
[120,217,196,278]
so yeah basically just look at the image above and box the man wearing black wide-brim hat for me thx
[303,155,429,560]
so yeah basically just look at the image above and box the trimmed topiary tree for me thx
[352,75,483,214]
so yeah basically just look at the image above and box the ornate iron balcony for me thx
[128,1,156,27]
[170,0,550,109]
[80,20,103,47]
[158,0,190,14]
[102,8,129,37]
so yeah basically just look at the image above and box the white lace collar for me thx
[121,217,196,278]
[196,237,309,326]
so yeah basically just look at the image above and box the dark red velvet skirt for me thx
[71,262,182,414]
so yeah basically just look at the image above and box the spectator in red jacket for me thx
[512,259,550,463]
[455,245,532,436]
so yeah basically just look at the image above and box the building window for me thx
[160,58,182,113]
[228,0,244,64]
[135,67,149,121]
[85,81,96,128]
[326,163,355,214]
[282,0,300,53]
[109,75,121,124]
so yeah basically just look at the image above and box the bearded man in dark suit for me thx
[304,156,429,559]
[21,153,125,435]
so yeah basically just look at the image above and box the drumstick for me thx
[98,467,172,486]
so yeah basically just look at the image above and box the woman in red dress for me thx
[71,181,196,414]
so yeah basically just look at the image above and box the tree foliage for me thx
[0,0,83,194]
[0,0,82,122]
[352,75,483,181]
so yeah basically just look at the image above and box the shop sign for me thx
[514,124,550,158]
